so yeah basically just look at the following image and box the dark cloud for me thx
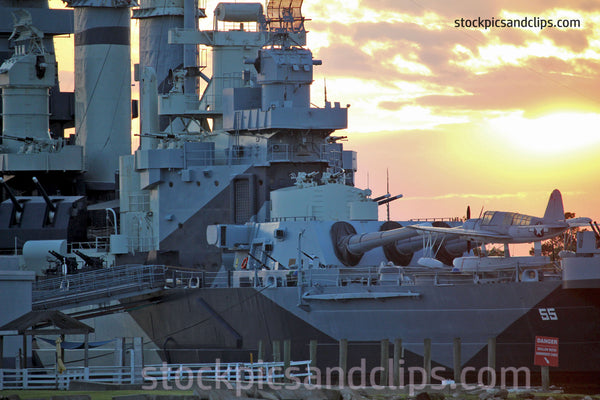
[308,20,484,52]
[378,100,415,111]
[315,42,377,77]
[358,0,500,18]
[315,41,447,87]
[416,61,600,112]
[358,0,596,17]
[542,28,591,53]
[306,1,600,115]
[569,58,600,76]
[311,20,483,83]
[491,27,533,47]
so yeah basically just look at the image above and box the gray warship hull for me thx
[117,277,600,385]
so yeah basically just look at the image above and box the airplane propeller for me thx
[466,206,471,253]
[590,221,600,241]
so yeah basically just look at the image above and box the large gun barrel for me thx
[332,221,420,266]
[346,227,416,255]
[73,249,91,261]
[332,220,469,267]
[0,178,24,213]
[2,134,35,143]
[73,250,104,269]
[32,176,57,213]
[48,249,65,262]
[135,132,177,139]
[377,194,403,206]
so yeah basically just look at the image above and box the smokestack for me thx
[66,0,135,191]
[133,0,200,130]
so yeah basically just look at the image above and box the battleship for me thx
[0,0,599,388]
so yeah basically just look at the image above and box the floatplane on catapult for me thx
[408,189,592,271]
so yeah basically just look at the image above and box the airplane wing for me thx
[566,217,592,227]
[407,225,512,242]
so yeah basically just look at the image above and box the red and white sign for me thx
[534,336,559,367]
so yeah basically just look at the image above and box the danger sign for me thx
[534,336,559,367]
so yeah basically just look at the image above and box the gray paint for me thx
[0,270,35,367]
[74,26,130,46]
[72,5,132,189]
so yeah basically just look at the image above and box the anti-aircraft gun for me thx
[135,133,178,141]
[135,132,203,149]
[0,177,25,225]
[0,177,87,250]
[2,134,59,153]
[73,250,104,270]
[47,250,78,275]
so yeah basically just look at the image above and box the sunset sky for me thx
[49,0,600,226]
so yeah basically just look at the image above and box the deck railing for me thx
[32,262,561,310]
[0,360,312,390]
[33,264,167,309]
[144,360,312,383]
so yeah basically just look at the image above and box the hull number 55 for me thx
[539,308,558,320]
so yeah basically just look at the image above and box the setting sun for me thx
[488,111,600,154]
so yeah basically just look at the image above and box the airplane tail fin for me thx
[543,189,565,221]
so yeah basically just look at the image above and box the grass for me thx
[0,389,193,400]
[2,388,600,400]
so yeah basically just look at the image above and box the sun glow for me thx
[488,111,600,154]
[451,38,592,74]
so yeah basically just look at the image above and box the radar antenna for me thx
[386,169,390,221]
[266,0,305,34]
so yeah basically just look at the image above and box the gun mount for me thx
[209,217,468,271]
[32,177,57,225]
[73,250,104,270]
[0,185,86,250]
[48,250,78,274]
[134,132,205,149]
[0,178,24,225]
[207,173,468,270]
[2,134,59,154]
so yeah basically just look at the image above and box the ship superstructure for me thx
[114,1,352,267]
[0,7,83,188]
[0,0,598,389]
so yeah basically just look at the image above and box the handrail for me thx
[0,360,312,390]
[32,262,562,309]
[33,265,168,308]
